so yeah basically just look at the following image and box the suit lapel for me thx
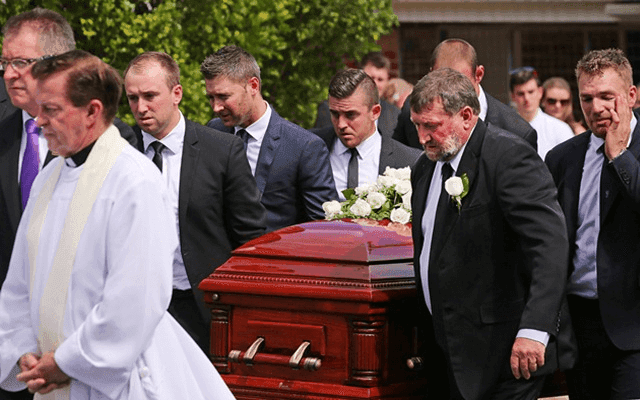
[429,120,484,267]
[601,115,640,221]
[179,120,199,233]
[560,134,589,245]
[411,155,435,274]
[254,111,282,194]
[379,134,393,175]
[0,111,25,229]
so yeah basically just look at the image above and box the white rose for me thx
[366,192,386,209]
[390,207,411,224]
[383,166,396,178]
[444,176,464,197]
[322,200,342,219]
[355,183,376,196]
[395,180,412,195]
[395,166,411,181]
[350,198,372,217]
[377,175,398,189]
[402,193,412,209]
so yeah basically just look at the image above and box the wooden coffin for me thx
[199,219,431,399]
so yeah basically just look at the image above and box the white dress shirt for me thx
[330,130,381,200]
[529,108,574,159]
[234,102,271,176]
[141,112,190,290]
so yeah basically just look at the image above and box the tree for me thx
[1,0,397,127]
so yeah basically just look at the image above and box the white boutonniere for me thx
[444,173,469,212]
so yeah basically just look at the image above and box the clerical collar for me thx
[66,141,96,167]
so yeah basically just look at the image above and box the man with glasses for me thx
[541,77,586,135]
[510,67,573,159]
[0,8,136,320]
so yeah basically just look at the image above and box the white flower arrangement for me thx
[322,166,413,224]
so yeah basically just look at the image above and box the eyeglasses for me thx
[0,55,52,73]
[545,97,571,106]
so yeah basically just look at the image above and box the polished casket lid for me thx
[199,219,415,302]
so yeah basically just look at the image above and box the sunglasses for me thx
[545,97,571,106]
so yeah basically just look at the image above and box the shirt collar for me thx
[22,109,37,130]
[478,85,488,121]
[234,101,271,143]
[588,113,637,151]
[141,111,186,154]
[334,128,381,157]
[66,140,97,167]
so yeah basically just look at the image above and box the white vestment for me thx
[0,127,235,400]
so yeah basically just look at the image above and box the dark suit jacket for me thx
[0,80,16,123]
[545,112,640,351]
[208,108,338,231]
[412,119,568,400]
[134,119,266,321]
[394,92,538,150]
[0,110,138,289]
[313,99,400,137]
[313,125,422,176]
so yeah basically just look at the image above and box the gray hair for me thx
[410,68,480,115]
[200,45,260,85]
[2,7,75,55]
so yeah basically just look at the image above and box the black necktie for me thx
[237,129,250,150]
[437,163,454,213]
[347,148,359,189]
[150,141,165,172]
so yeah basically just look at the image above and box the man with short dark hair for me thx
[393,38,537,150]
[0,49,234,400]
[411,67,568,399]
[546,48,640,400]
[510,68,573,158]
[124,51,266,353]
[314,69,420,198]
[314,51,400,136]
[201,45,337,231]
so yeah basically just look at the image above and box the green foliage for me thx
[1,0,397,127]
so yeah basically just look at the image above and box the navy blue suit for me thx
[545,111,640,399]
[208,108,338,231]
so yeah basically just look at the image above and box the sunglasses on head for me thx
[545,97,571,106]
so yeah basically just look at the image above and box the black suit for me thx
[313,125,422,176]
[394,92,538,150]
[313,99,400,137]
[208,108,337,231]
[545,112,640,398]
[412,119,568,399]
[0,80,16,123]
[134,119,267,350]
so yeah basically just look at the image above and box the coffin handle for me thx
[228,338,322,371]
[243,337,265,365]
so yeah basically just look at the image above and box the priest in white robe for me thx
[0,50,235,400]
